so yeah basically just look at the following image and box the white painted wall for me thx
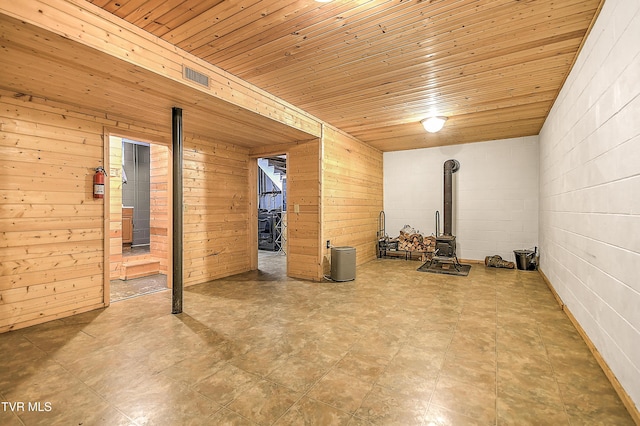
[539,0,640,410]
[384,136,538,262]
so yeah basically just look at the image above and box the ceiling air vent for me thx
[183,65,209,88]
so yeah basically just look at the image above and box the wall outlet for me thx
[326,240,331,249]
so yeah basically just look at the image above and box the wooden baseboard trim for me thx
[459,258,485,265]
[538,269,640,425]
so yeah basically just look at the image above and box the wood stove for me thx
[435,234,456,258]
[418,159,471,276]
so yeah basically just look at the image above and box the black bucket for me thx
[514,249,537,270]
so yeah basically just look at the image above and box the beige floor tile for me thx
[307,368,373,413]
[111,373,220,424]
[207,407,255,425]
[496,347,554,378]
[447,330,496,363]
[430,375,497,423]
[496,389,570,425]
[393,344,445,371]
[355,384,429,425]
[266,355,332,393]
[424,404,487,426]
[274,396,352,425]
[228,346,291,378]
[227,379,301,425]
[560,381,636,426]
[160,352,227,385]
[0,411,28,426]
[192,364,260,406]
[407,328,454,352]
[0,256,634,425]
[497,368,564,409]
[62,349,153,398]
[439,354,496,394]
[374,364,436,402]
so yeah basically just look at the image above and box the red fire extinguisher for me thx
[93,166,106,199]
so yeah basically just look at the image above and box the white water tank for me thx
[331,247,356,282]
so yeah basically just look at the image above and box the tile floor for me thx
[0,255,634,425]
[110,274,168,303]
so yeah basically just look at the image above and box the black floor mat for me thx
[417,261,471,276]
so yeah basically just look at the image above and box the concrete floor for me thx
[0,255,634,425]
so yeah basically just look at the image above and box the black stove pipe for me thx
[443,159,460,236]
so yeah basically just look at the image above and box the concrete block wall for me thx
[383,136,539,262]
[538,0,640,410]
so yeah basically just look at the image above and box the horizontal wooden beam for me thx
[0,0,322,139]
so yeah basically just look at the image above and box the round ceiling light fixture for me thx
[421,116,448,133]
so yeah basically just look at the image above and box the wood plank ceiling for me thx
[0,10,316,148]
[88,0,602,151]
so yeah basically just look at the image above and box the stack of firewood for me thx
[397,231,436,252]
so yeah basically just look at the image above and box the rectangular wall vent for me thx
[183,65,209,88]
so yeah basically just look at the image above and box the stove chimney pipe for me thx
[443,159,460,236]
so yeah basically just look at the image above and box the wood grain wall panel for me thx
[108,136,123,279]
[287,140,321,281]
[0,94,106,332]
[150,143,169,275]
[322,127,383,273]
[181,136,251,286]
[0,90,260,331]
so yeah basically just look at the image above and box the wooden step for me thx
[121,258,160,280]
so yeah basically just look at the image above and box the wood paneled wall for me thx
[287,140,322,281]
[150,143,169,276]
[322,127,383,273]
[0,91,262,331]
[108,136,123,279]
[182,138,252,285]
[0,93,107,332]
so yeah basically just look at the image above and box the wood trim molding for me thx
[458,258,485,265]
[248,139,316,158]
[248,157,258,272]
[318,123,325,282]
[102,130,111,307]
[538,269,640,425]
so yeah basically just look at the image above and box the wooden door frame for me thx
[250,137,323,281]
[249,152,289,272]
[102,127,172,306]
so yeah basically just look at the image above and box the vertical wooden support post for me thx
[172,107,183,314]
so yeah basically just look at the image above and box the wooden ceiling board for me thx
[252,10,591,99]
[220,0,499,74]
[217,0,589,76]
[84,0,603,150]
[297,49,574,115]
[167,0,349,51]
[0,11,317,148]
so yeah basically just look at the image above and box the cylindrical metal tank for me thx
[330,247,356,281]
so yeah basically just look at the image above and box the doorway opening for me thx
[257,155,287,276]
[108,135,171,302]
